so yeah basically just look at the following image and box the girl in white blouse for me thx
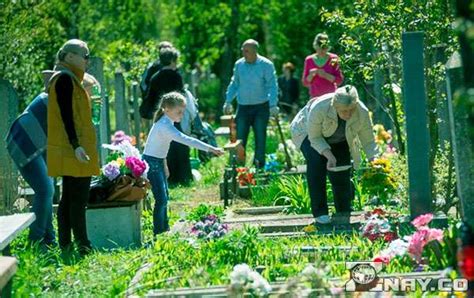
[143,92,224,235]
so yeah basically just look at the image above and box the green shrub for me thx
[186,203,224,222]
[275,175,311,214]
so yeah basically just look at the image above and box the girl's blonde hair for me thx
[333,85,359,108]
[154,91,186,122]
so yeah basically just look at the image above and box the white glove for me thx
[270,106,280,117]
[223,103,233,115]
[74,146,90,163]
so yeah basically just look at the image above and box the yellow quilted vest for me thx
[47,63,100,177]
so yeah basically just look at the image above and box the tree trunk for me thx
[217,0,240,107]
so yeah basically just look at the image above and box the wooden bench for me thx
[0,213,35,298]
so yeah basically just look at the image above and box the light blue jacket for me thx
[225,55,278,107]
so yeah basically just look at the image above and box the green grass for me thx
[11,212,458,296]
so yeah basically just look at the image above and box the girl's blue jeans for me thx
[143,154,169,235]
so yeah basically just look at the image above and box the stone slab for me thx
[233,206,288,215]
[146,271,445,297]
[86,201,142,249]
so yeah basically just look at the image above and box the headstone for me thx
[451,0,474,230]
[87,57,110,164]
[0,80,19,215]
[446,52,474,227]
[131,82,141,149]
[401,32,433,218]
[114,72,130,134]
[86,202,142,249]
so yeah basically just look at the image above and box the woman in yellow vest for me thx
[47,39,99,255]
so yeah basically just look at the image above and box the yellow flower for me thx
[302,224,316,233]
[116,157,125,166]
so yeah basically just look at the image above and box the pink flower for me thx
[125,156,147,178]
[407,227,444,262]
[425,227,444,243]
[411,213,433,229]
[408,230,427,262]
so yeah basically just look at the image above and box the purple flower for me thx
[111,130,133,145]
[102,161,121,181]
[190,215,228,240]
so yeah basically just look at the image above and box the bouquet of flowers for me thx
[236,167,256,186]
[373,124,397,156]
[360,208,398,242]
[373,213,444,265]
[190,214,229,240]
[359,157,397,205]
[97,132,150,202]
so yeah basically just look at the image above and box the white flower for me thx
[301,264,317,277]
[285,139,297,151]
[230,264,252,285]
[249,271,272,296]
[102,140,140,158]
[435,196,446,207]
[391,83,401,94]
[330,287,344,295]
[299,286,312,297]
[379,239,409,258]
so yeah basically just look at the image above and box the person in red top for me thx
[302,33,344,98]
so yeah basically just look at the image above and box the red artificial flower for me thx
[373,256,390,264]
[372,208,386,216]
[384,231,398,242]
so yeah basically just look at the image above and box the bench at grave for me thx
[0,213,36,255]
[0,213,35,298]
[86,201,142,249]
[0,256,17,297]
